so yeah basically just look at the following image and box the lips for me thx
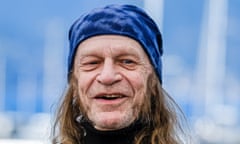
[95,94,126,100]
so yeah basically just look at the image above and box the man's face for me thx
[74,35,152,131]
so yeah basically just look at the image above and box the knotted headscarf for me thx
[68,4,163,83]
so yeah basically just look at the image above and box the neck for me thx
[81,120,144,144]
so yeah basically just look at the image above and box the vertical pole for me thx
[43,19,65,113]
[196,0,228,114]
[144,0,164,30]
[16,71,37,113]
[0,45,6,111]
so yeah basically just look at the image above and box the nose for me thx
[96,59,122,85]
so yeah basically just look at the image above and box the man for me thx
[52,4,190,144]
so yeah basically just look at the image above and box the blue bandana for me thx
[68,4,163,83]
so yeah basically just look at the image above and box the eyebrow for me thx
[114,52,140,58]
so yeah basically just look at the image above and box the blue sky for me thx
[0,1,239,142]
[0,0,239,113]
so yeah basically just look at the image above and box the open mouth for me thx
[95,94,126,100]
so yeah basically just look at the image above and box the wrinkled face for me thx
[73,35,152,131]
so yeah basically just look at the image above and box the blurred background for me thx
[0,0,239,143]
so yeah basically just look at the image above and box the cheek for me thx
[76,72,96,94]
[75,73,96,110]
[76,74,94,111]
[126,68,150,90]
[128,67,151,98]
[126,72,149,101]
[131,75,145,89]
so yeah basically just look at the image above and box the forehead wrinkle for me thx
[76,35,150,63]
[108,43,145,58]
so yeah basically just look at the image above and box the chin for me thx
[92,112,135,130]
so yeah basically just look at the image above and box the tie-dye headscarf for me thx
[68,4,163,83]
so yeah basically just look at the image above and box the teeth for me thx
[102,95,123,98]
[97,95,124,99]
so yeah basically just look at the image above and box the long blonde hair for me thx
[52,71,191,144]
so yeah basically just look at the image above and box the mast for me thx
[196,0,228,115]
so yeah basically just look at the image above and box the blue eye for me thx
[122,59,134,64]
[118,58,138,70]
